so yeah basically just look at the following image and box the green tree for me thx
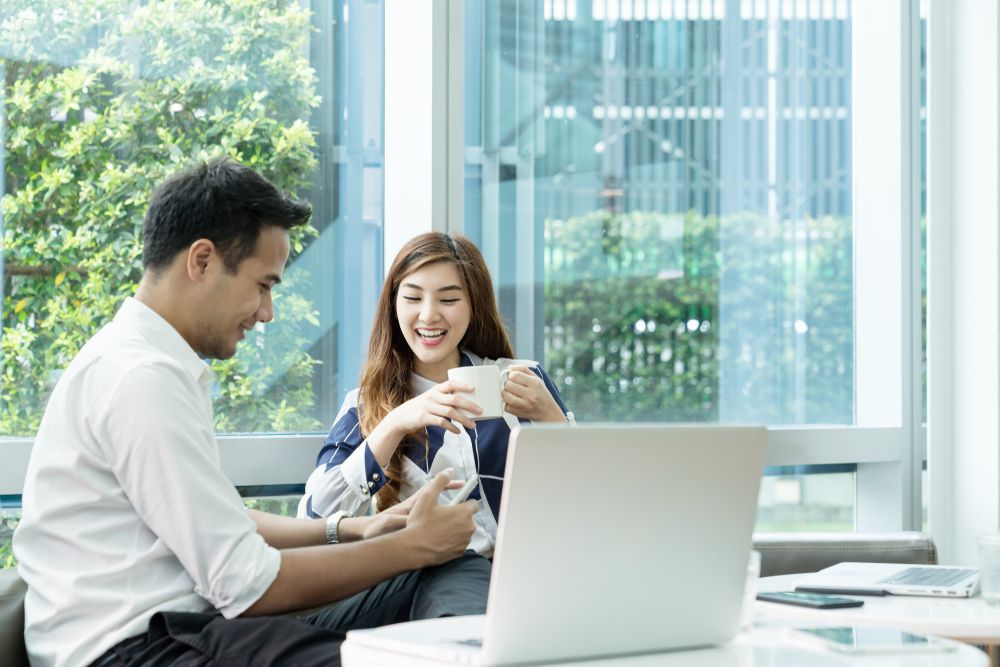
[1,0,323,438]
[544,210,721,422]
[544,210,853,425]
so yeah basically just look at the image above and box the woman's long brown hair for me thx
[360,232,514,511]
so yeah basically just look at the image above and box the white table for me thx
[342,625,987,666]
[757,573,1000,663]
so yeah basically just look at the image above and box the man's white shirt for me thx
[13,298,280,667]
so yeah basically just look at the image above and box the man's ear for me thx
[186,239,216,281]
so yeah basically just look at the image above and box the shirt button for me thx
[372,473,380,480]
[368,481,374,488]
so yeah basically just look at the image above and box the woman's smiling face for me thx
[395,261,471,382]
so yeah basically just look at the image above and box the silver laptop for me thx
[345,423,768,665]
[794,562,980,598]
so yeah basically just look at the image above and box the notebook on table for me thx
[345,423,768,665]
[794,562,980,598]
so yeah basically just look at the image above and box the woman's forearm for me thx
[363,414,405,467]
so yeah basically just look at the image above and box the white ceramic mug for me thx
[447,365,511,420]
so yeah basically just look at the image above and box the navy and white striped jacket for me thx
[297,351,570,556]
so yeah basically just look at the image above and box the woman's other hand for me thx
[501,365,567,423]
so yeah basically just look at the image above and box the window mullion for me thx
[852,0,910,531]
[384,0,441,267]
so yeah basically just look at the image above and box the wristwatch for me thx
[325,510,352,544]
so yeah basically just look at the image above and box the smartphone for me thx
[757,591,864,609]
[793,626,953,654]
[448,475,480,505]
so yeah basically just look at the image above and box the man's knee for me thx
[427,550,492,579]
[411,551,492,619]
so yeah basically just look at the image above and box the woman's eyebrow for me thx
[400,283,463,292]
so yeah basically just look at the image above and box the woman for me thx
[298,232,571,556]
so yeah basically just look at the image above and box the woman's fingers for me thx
[502,391,529,415]
[501,387,522,403]
[431,407,476,433]
[504,368,541,394]
[502,381,530,401]
[442,409,477,431]
[438,379,475,394]
[430,391,481,426]
[438,391,482,416]
[504,366,534,384]
[504,373,542,404]
[437,416,462,434]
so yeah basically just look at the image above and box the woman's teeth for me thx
[418,329,446,340]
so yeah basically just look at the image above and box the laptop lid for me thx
[794,562,981,598]
[346,423,768,665]
[479,422,767,664]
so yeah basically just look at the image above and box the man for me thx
[13,158,490,667]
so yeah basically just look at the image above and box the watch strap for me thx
[325,510,352,544]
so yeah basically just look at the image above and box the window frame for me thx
[0,426,906,497]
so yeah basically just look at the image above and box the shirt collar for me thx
[114,297,212,383]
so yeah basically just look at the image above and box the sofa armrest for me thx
[0,567,28,667]
[752,531,937,577]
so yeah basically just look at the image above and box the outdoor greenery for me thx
[0,512,16,568]
[544,210,853,425]
[0,0,325,566]
[1,0,323,437]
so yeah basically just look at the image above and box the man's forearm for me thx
[242,529,427,617]
[249,509,382,549]
[248,509,326,548]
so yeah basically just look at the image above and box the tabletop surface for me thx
[757,573,1000,643]
[342,625,987,666]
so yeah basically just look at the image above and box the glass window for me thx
[463,0,867,529]
[464,0,853,425]
[0,0,384,437]
[756,465,854,532]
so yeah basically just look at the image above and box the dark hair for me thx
[142,157,312,273]
[360,232,514,511]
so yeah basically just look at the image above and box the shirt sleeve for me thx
[298,391,385,519]
[96,361,280,619]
